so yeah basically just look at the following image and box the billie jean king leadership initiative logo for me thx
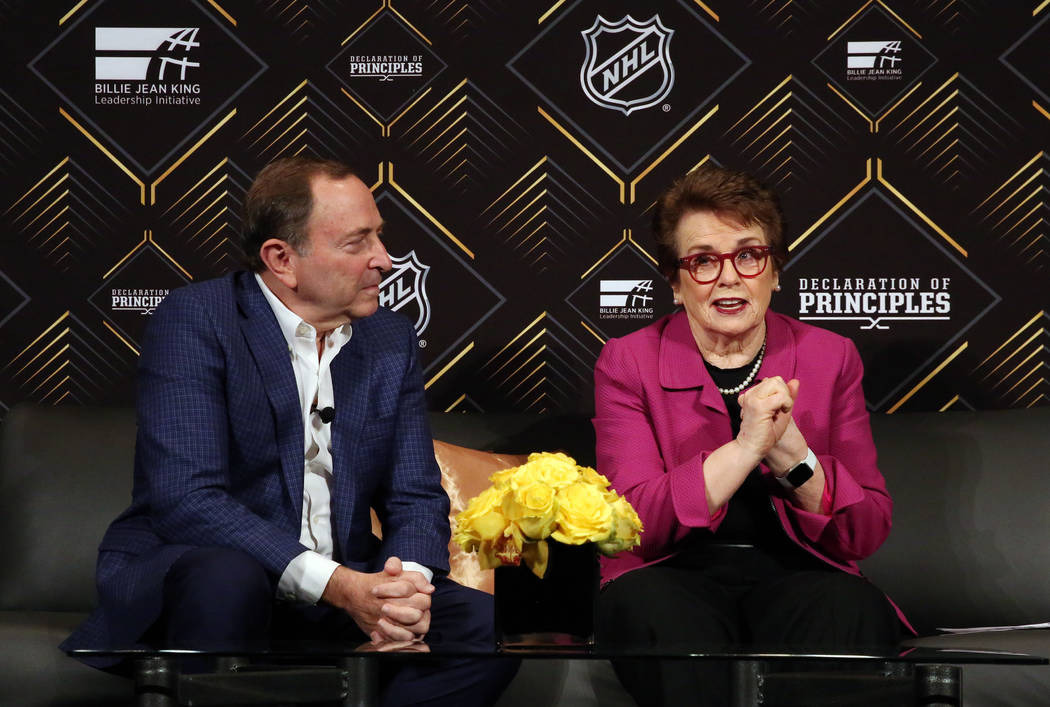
[798,277,951,330]
[600,280,655,320]
[847,41,902,81]
[580,15,674,115]
[95,27,201,106]
[380,251,431,337]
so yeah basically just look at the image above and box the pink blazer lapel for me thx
[657,311,726,414]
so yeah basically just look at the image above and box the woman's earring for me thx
[774,284,782,292]
[673,296,681,305]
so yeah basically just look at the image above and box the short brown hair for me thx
[241,156,357,272]
[651,164,787,282]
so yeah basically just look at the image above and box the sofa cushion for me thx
[435,441,527,593]
[0,611,133,705]
[862,407,1050,634]
[0,405,136,612]
[367,440,527,593]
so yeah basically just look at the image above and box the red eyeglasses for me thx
[677,246,772,284]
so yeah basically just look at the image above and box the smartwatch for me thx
[776,448,816,489]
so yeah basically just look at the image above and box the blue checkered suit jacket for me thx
[64,271,451,650]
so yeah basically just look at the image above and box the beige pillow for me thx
[369,441,526,595]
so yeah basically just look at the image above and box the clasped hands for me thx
[321,556,433,647]
[735,375,807,474]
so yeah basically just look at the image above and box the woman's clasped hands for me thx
[736,376,805,464]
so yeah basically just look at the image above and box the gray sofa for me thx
[2,404,1049,706]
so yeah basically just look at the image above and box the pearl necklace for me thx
[715,340,766,395]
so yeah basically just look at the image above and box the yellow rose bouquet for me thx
[453,452,642,578]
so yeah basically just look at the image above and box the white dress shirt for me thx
[255,274,433,604]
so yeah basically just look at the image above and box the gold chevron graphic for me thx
[387,162,474,259]
[342,1,431,45]
[579,229,657,281]
[163,159,229,219]
[971,152,1047,270]
[6,158,69,217]
[630,105,718,203]
[481,311,594,413]
[972,152,1045,214]
[972,311,1049,407]
[876,159,967,256]
[245,80,308,137]
[5,313,136,404]
[343,2,387,44]
[789,159,872,251]
[481,157,612,271]
[829,0,922,40]
[207,0,235,26]
[726,74,872,190]
[443,393,468,412]
[975,311,1044,371]
[826,83,875,132]
[151,109,236,205]
[104,231,192,281]
[482,313,551,410]
[579,320,606,346]
[487,312,548,371]
[425,342,474,390]
[369,162,385,191]
[887,342,967,413]
[537,101,720,204]
[59,1,88,25]
[245,80,374,158]
[692,1,718,22]
[4,158,134,271]
[539,1,568,24]
[60,108,145,204]
[162,159,244,270]
[827,80,924,134]
[482,158,547,218]
[58,102,236,207]
[538,107,626,203]
[102,320,140,356]
[343,72,438,137]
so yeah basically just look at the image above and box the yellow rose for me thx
[453,486,506,552]
[597,496,643,556]
[501,480,558,540]
[551,482,613,544]
[527,451,575,465]
[580,466,611,489]
[488,466,517,487]
[526,452,580,490]
[507,462,544,489]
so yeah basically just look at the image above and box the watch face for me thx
[786,462,814,488]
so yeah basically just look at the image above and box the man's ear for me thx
[259,238,298,289]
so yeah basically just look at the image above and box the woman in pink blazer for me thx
[594,165,904,706]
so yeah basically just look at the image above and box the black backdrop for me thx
[1,0,1047,416]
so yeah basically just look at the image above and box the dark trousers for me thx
[598,546,901,707]
[154,547,518,707]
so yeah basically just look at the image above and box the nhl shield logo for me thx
[580,15,674,116]
[379,250,431,335]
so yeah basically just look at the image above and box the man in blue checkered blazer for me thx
[63,157,515,705]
